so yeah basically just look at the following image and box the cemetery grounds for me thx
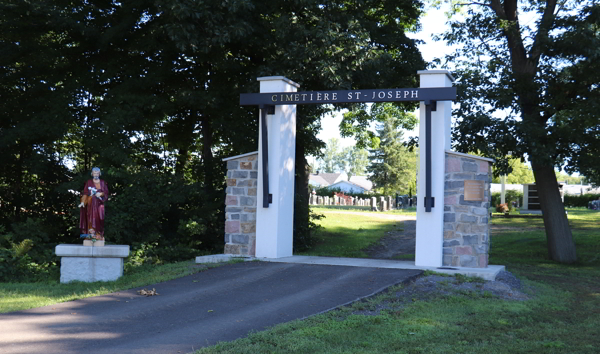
[0,207,598,353]
[194,207,599,354]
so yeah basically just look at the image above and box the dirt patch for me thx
[349,271,529,316]
[359,220,529,313]
[364,220,416,260]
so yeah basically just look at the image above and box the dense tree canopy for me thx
[440,0,599,262]
[0,0,426,273]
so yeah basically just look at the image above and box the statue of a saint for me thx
[79,167,109,240]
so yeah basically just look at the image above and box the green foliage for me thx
[0,225,40,282]
[439,0,597,263]
[319,138,342,173]
[443,1,600,183]
[492,158,535,184]
[314,186,383,200]
[365,104,418,195]
[491,190,524,209]
[555,171,586,185]
[317,140,369,177]
[294,190,324,252]
[1,0,426,268]
[564,194,600,208]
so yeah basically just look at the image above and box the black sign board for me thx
[240,87,456,106]
[240,86,457,212]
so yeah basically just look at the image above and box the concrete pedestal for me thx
[55,244,130,283]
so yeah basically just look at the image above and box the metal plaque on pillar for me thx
[464,180,485,201]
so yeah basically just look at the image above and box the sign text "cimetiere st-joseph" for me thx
[239,87,457,106]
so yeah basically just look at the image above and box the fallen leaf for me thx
[137,288,160,296]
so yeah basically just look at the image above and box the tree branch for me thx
[530,0,558,64]
[455,2,493,8]
[489,0,507,21]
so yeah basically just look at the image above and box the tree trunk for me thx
[293,129,311,250]
[532,163,577,263]
[201,117,214,195]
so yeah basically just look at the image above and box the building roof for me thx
[329,180,368,192]
[308,175,330,187]
[309,172,346,186]
[348,176,373,191]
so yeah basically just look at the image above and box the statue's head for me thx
[91,167,101,178]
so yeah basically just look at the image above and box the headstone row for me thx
[309,194,403,211]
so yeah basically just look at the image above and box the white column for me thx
[255,76,299,258]
[415,70,454,267]
[500,175,506,204]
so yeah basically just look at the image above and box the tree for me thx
[363,103,418,195]
[554,171,585,185]
[346,147,370,177]
[320,138,342,173]
[440,0,600,263]
[319,141,369,177]
[492,157,535,184]
[0,0,428,262]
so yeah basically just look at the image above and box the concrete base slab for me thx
[520,209,542,215]
[56,244,130,283]
[60,257,124,283]
[197,254,505,281]
[195,254,255,264]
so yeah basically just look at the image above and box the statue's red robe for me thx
[79,179,109,239]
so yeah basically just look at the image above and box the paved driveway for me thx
[0,262,421,354]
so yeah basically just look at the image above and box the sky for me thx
[312,7,453,164]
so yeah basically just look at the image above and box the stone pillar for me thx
[256,76,299,258]
[224,152,258,256]
[415,70,454,268]
[443,151,493,268]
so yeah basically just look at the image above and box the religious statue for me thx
[79,167,109,241]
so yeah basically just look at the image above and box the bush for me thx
[564,194,600,208]
[0,224,60,282]
[294,191,324,251]
[491,190,523,210]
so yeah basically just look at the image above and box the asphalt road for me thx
[0,262,421,354]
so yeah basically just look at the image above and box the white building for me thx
[309,172,373,193]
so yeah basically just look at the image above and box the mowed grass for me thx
[298,210,403,258]
[0,260,227,313]
[193,208,600,354]
[311,204,417,216]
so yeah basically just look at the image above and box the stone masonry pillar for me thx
[443,151,493,267]
[224,152,259,256]
[415,70,454,268]
[255,76,299,258]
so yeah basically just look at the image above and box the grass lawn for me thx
[193,208,600,354]
[298,210,404,258]
[0,259,228,313]
[311,205,417,215]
